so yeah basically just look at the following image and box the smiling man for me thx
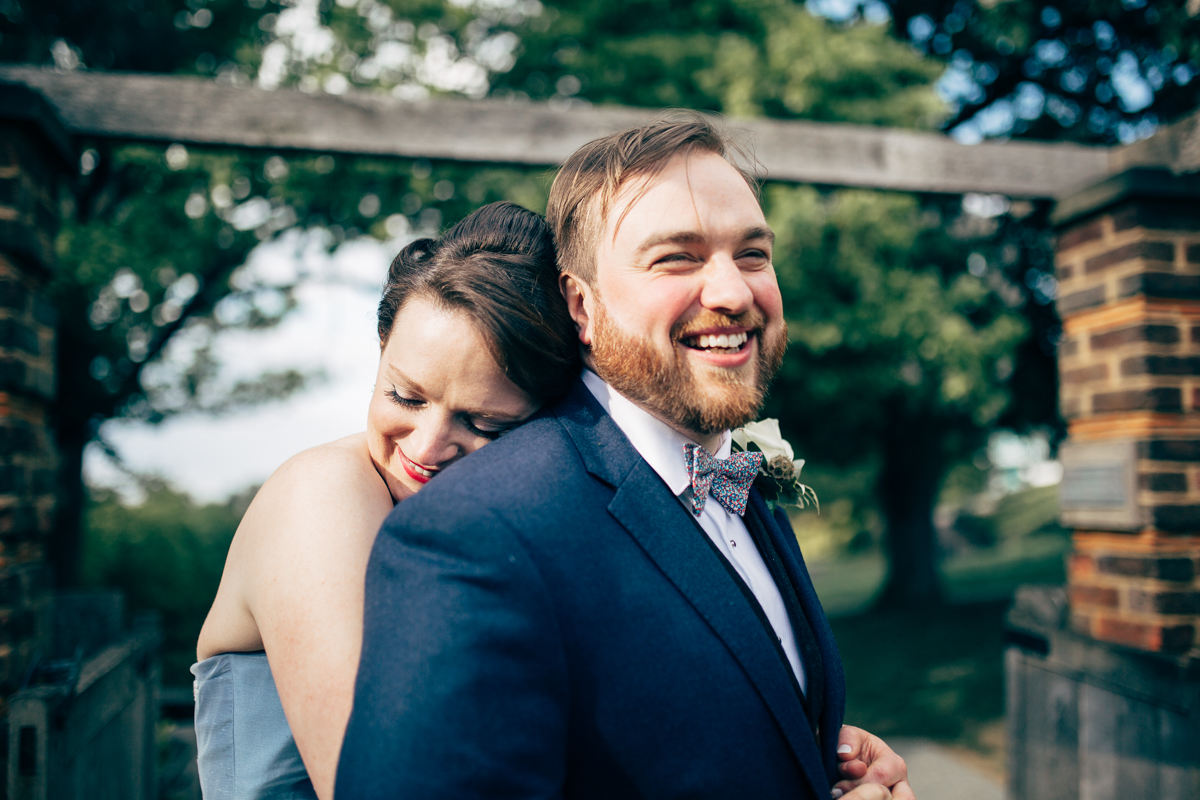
[337,114,911,800]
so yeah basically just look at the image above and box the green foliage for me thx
[885,0,1199,143]
[55,146,274,432]
[57,140,547,441]
[699,6,945,125]
[787,459,884,558]
[0,0,279,76]
[764,185,1027,473]
[22,0,1070,592]
[81,480,251,685]
[494,0,944,127]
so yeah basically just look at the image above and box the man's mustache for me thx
[672,310,766,342]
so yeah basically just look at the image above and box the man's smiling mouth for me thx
[680,331,751,355]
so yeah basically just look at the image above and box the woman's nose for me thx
[406,416,461,467]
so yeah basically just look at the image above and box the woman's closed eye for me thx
[462,417,510,441]
[386,387,423,408]
[388,386,517,441]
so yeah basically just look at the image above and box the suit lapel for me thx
[554,382,827,796]
[748,491,847,782]
[607,465,826,797]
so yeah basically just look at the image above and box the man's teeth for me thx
[692,332,749,350]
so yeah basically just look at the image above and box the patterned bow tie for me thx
[682,443,763,517]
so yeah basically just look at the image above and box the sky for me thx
[84,233,397,503]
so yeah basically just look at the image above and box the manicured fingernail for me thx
[831,790,844,799]
[838,744,853,754]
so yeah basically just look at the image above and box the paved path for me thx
[889,738,1005,800]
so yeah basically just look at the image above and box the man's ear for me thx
[559,273,594,346]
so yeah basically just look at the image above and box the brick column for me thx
[1054,168,1200,654]
[0,83,72,697]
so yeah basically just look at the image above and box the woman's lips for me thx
[397,448,438,485]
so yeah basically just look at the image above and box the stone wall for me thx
[0,84,71,706]
[1054,168,1200,654]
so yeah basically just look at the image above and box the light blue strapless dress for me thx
[191,652,318,800]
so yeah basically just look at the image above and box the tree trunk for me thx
[49,427,88,588]
[876,422,945,608]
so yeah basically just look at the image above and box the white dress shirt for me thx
[582,370,807,694]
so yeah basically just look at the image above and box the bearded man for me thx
[338,114,913,800]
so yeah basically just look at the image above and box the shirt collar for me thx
[581,369,731,497]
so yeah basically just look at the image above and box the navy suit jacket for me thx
[337,380,845,799]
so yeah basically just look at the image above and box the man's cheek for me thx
[753,284,785,317]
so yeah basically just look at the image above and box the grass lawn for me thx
[831,600,1009,778]
[807,530,1070,778]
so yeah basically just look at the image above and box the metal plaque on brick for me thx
[1059,438,1141,531]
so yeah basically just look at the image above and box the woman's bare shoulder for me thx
[260,433,387,507]
[273,433,378,485]
[198,434,391,658]
[237,434,393,561]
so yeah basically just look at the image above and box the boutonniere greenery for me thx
[731,419,818,513]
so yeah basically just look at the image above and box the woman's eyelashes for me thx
[386,387,423,408]
[386,386,512,441]
[464,419,506,440]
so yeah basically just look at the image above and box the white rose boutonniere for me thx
[731,419,818,512]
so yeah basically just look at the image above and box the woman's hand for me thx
[832,725,914,800]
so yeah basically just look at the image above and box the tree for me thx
[4,0,549,583]
[764,189,1027,602]
[8,0,1030,603]
[82,477,254,681]
[490,0,1040,604]
[18,0,1184,603]
[880,0,1200,144]
[52,141,547,583]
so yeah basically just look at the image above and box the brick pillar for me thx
[1054,168,1200,654]
[0,83,72,697]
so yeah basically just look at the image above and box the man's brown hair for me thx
[546,110,759,283]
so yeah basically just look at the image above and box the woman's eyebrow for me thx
[386,368,425,396]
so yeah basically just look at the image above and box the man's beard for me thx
[589,301,787,436]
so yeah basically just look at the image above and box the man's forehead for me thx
[602,153,766,245]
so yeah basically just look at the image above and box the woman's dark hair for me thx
[378,201,581,403]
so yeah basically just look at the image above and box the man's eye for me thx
[738,250,770,266]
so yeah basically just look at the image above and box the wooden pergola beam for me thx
[2,66,1194,199]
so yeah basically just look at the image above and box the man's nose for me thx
[406,415,461,467]
[699,255,755,315]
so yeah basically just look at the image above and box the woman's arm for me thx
[238,438,394,800]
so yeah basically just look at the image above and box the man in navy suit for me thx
[337,114,912,800]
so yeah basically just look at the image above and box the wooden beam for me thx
[0,65,1149,199]
[1110,108,1200,177]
